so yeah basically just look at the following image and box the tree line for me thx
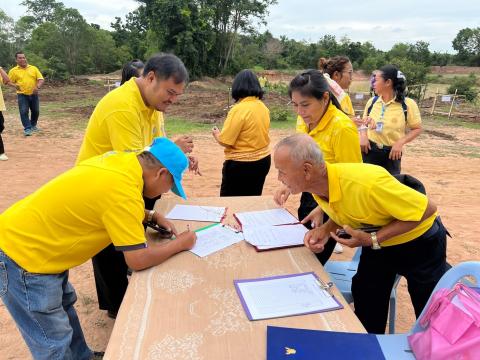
[1,0,479,81]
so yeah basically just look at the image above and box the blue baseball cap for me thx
[145,137,188,199]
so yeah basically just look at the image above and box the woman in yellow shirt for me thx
[361,64,422,175]
[212,69,271,196]
[274,69,361,264]
[318,56,354,116]
[0,66,10,161]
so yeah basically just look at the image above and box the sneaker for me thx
[333,243,344,254]
[32,126,41,132]
[0,153,8,161]
[24,129,33,136]
[91,351,105,359]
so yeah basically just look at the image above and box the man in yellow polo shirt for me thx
[0,137,196,359]
[274,134,449,334]
[77,53,200,320]
[7,51,44,136]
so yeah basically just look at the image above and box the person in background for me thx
[361,64,422,175]
[274,69,361,263]
[120,59,144,85]
[258,74,268,90]
[0,137,196,359]
[7,52,44,136]
[274,133,449,334]
[318,56,354,117]
[212,69,271,196]
[77,53,198,319]
[0,66,10,160]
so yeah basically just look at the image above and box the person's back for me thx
[0,152,146,273]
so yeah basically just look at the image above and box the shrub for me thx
[270,106,292,122]
[447,74,478,102]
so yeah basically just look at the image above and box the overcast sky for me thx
[3,0,478,53]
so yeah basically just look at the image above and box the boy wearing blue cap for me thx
[0,137,196,360]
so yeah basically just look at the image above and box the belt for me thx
[369,140,391,151]
[419,216,442,239]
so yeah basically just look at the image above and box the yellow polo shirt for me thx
[8,65,43,95]
[0,152,146,274]
[76,78,164,163]
[363,96,421,146]
[0,77,5,111]
[340,94,354,116]
[296,102,362,164]
[219,96,270,161]
[312,162,437,247]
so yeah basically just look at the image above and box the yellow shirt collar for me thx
[378,96,396,106]
[126,78,150,113]
[239,96,259,103]
[326,162,342,204]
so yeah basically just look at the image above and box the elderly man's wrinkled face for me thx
[274,145,307,195]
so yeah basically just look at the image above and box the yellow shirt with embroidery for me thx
[0,152,146,274]
[76,78,164,163]
[340,94,354,116]
[312,162,437,247]
[296,103,361,164]
[219,96,270,161]
[0,77,5,111]
[363,96,421,146]
[7,65,43,95]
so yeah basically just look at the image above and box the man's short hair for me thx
[143,53,188,84]
[138,151,164,169]
[275,134,324,166]
[15,51,25,58]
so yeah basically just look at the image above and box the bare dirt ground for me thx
[0,81,479,359]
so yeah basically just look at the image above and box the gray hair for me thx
[275,134,324,165]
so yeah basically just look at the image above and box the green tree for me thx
[0,9,15,66]
[452,27,480,65]
[21,0,64,24]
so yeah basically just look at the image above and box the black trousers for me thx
[220,155,271,197]
[352,217,450,334]
[362,140,401,175]
[297,192,336,265]
[92,195,160,313]
[0,111,5,154]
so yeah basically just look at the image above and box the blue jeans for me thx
[0,250,92,360]
[17,94,40,130]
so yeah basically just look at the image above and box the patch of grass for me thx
[424,114,480,130]
[165,117,215,136]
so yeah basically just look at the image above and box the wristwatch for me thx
[147,210,156,223]
[370,232,381,250]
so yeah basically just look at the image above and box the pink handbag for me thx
[408,283,480,360]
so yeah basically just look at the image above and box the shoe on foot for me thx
[333,243,344,254]
[32,126,41,132]
[24,129,33,136]
[107,310,117,319]
[0,153,8,161]
[91,351,105,359]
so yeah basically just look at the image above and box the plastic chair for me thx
[376,261,480,359]
[325,247,401,334]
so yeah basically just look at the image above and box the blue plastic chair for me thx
[377,261,480,359]
[325,247,401,334]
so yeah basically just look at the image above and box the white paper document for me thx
[243,224,308,249]
[190,224,244,257]
[234,272,342,320]
[234,208,298,228]
[166,205,226,222]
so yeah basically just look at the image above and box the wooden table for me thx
[104,196,365,360]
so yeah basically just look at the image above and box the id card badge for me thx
[375,121,384,133]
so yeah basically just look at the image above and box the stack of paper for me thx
[166,205,227,223]
[190,224,244,257]
[234,208,307,250]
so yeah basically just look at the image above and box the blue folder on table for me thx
[267,326,385,360]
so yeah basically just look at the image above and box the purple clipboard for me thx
[234,272,343,321]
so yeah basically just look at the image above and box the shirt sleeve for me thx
[102,198,147,251]
[219,106,244,146]
[34,66,44,80]
[369,173,428,222]
[405,98,421,128]
[7,69,16,82]
[331,123,362,163]
[105,111,144,151]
